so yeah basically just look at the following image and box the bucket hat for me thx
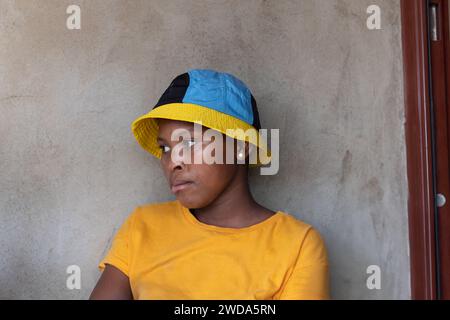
[131,68,271,167]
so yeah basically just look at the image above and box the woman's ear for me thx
[237,147,245,161]
[236,141,251,163]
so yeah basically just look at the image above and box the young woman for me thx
[89,69,330,300]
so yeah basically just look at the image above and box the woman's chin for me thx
[176,193,213,210]
[176,195,200,209]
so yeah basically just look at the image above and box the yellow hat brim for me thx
[131,103,272,167]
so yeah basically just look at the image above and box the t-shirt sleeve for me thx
[97,207,139,277]
[277,227,330,300]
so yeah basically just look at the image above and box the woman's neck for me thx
[191,169,273,228]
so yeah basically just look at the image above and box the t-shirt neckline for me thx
[177,200,283,233]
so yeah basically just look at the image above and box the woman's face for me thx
[156,118,243,209]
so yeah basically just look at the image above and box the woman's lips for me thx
[171,181,194,193]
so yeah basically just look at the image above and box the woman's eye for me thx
[159,145,170,153]
[183,140,196,148]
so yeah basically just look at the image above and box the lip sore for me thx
[171,181,194,194]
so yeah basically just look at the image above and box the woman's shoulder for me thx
[276,210,326,243]
[130,199,180,223]
[275,211,328,262]
[277,209,312,229]
[137,199,179,211]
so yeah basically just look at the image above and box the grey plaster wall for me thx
[0,0,410,299]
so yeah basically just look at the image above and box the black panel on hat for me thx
[250,94,261,130]
[153,73,190,109]
[154,72,262,131]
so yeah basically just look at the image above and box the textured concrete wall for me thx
[0,0,409,299]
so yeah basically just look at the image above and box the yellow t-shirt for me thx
[98,200,330,300]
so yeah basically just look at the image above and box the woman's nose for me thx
[167,151,187,171]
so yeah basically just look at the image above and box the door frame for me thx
[401,0,438,299]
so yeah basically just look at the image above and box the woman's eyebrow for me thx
[157,127,196,143]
